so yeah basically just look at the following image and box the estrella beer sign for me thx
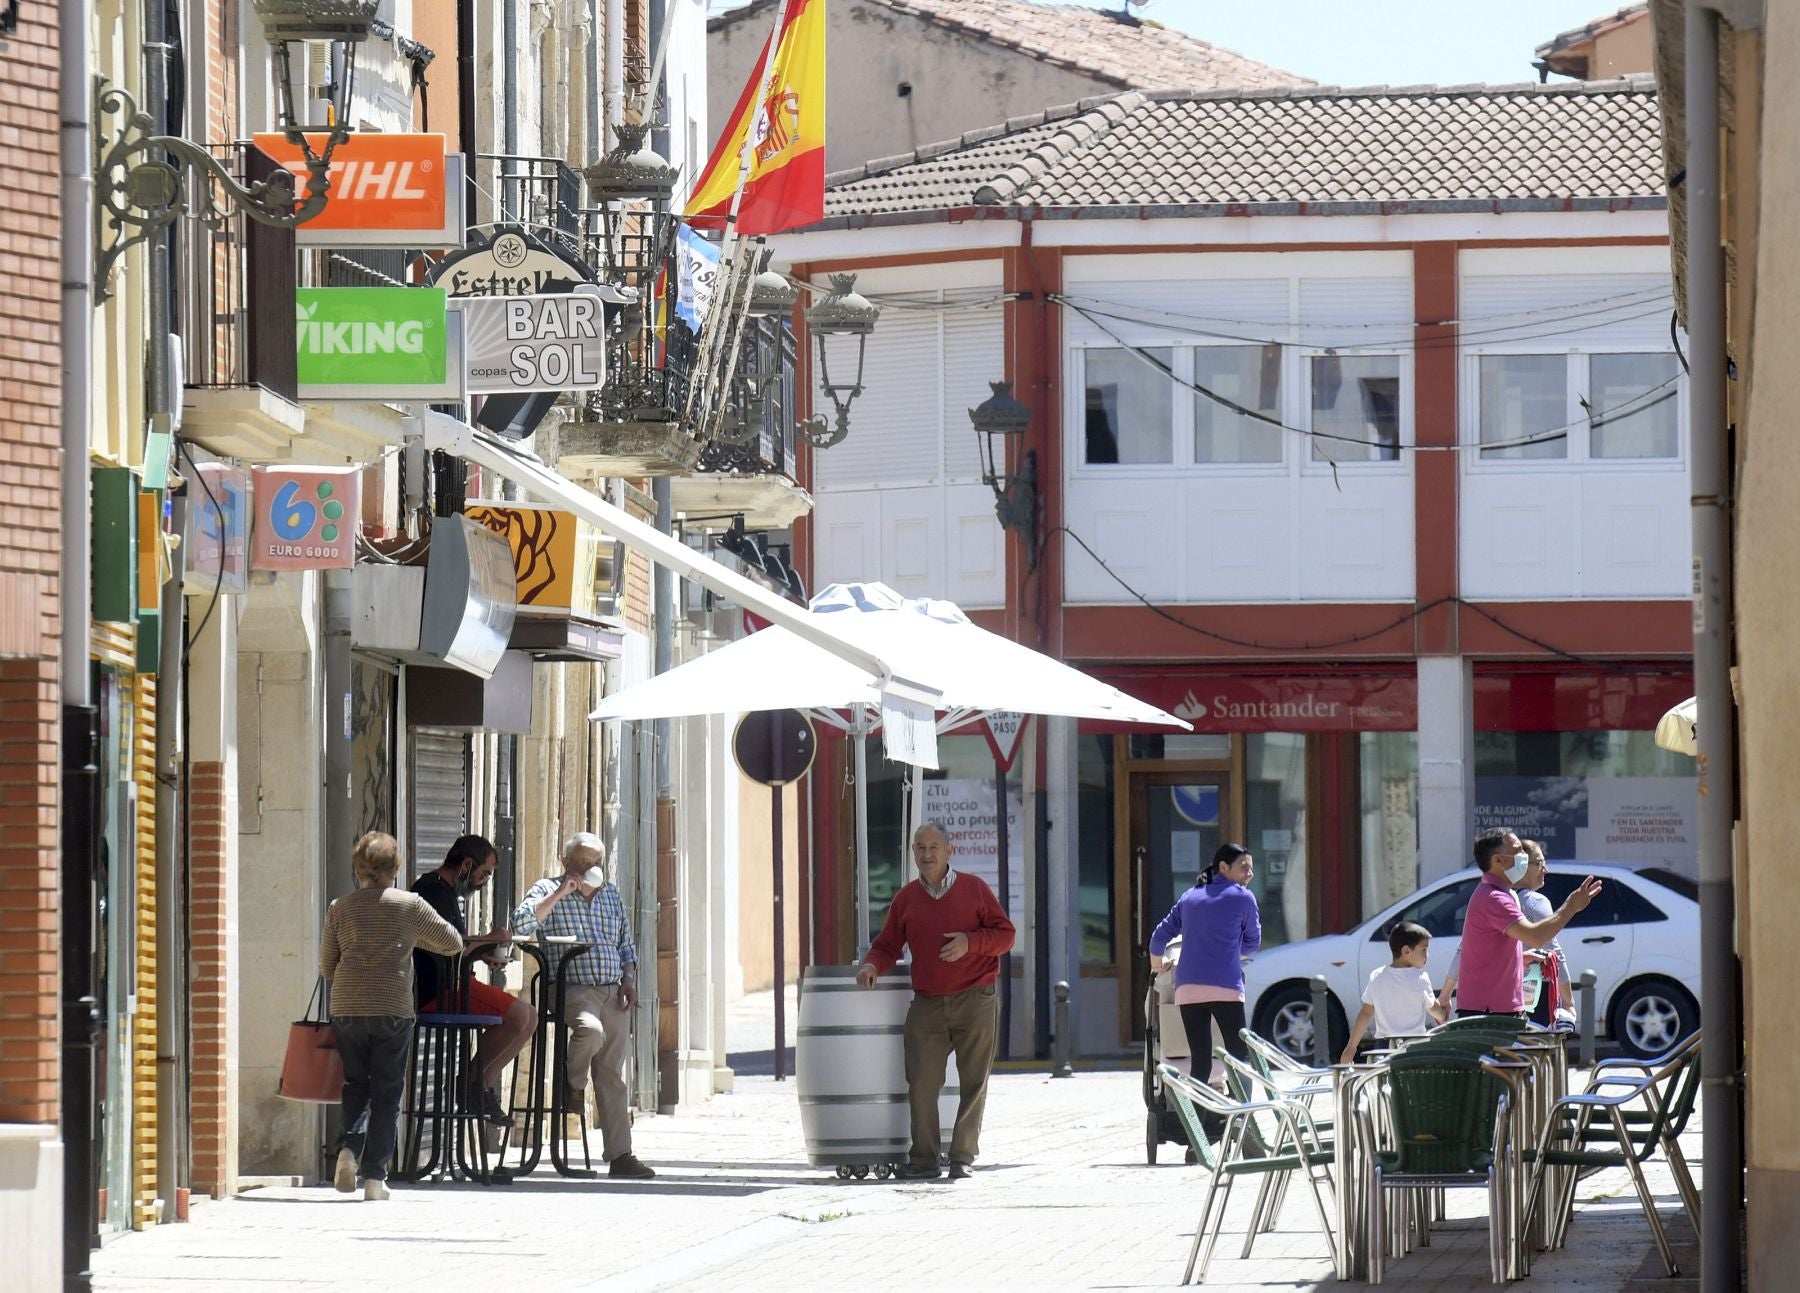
[251,132,461,248]
[294,286,462,400]
[251,466,362,572]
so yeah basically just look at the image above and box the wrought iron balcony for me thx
[179,143,307,462]
[675,318,810,531]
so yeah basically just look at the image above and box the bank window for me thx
[1194,345,1283,463]
[1083,347,1173,465]
[1244,734,1308,947]
[1359,732,1420,922]
[1473,352,1682,463]
[1310,354,1401,463]
[1078,736,1115,963]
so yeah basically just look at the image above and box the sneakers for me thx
[363,1178,390,1202]
[333,1148,359,1193]
[607,1152,656,1179]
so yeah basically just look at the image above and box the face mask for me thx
[1503,852,1531,884]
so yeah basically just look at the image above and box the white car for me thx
[1240,863,1701,1060]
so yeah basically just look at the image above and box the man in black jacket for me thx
[412,835,536,1125]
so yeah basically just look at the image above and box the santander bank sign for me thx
[1097,670,1417,733]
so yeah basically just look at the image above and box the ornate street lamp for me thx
[585,120,680,282]
[747,248,799,318]
[969,380,1038,569]
[93,0,379,298]
[799,273,879,449]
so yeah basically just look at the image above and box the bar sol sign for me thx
[295,287,462,400]
[455,286,609,393]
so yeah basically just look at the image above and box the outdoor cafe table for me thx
[509,938,600,1179]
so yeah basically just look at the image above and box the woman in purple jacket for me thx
[1149,843,1262,1085]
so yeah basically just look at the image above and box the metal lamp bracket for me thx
[92,73,342,302]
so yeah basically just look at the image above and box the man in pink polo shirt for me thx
[1456,828,1601,1017]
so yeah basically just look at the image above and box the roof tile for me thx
[823,78,1665,218]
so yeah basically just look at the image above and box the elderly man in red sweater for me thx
[856,820,1016,1181]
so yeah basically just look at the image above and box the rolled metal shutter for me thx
[410,727,471,880]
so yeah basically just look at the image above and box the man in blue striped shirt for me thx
[512,832,653,1178]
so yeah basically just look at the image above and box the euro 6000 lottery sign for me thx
[251,466,362,571]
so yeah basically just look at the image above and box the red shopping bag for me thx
[278,980,344,1103]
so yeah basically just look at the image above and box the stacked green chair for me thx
[1361,1049,1527,1285]
[1157,1063,1336,1285]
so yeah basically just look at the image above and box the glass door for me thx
[1128,773,1230,1041]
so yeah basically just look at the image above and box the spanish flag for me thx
[686,0,826,235]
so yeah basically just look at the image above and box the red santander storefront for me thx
[1085,662,1693,1046]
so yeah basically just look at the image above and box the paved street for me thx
[93,1009,1698,1293]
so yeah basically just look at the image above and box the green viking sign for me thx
[295,287,461,400]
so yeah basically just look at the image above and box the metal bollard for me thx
[1310,975,1332,1067]
[1051,980,1074,1078]
[1577,969,1598,1069]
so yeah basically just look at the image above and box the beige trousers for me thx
[564,983,633,1160]
[903,984,1000,1168]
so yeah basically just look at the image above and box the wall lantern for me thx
[969,380,1038,569]
[93,0,378,299]
[798,273,879,449]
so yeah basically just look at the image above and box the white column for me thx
[1044,716,1081,1052]
[1416,656,1475,886]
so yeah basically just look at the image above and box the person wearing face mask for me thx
[412,834,537,1127]
[1438,839,1574,1026]
[1455,828,1601,1018]
[511,833,654,1178]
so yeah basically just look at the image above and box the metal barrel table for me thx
[796,965,958,1179]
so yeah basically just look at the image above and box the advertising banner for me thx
[184,462,249,597]
[675,225,719,329]
[1474,775,1698,873]
[251,466,362,571]
[456,287,608,393]
[463,503,601,614]
[921,778,1026,922]
[295,287,460,400]
[252,132,459,247]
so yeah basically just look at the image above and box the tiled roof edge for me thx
[822,96,1119,191]
[1143,73,1658,104]
[803,193,1669,234]
[971,91,1146,207]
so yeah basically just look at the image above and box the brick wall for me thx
[0,661,60,1123]
[187,761,235,1200]
[0,3,63,1127]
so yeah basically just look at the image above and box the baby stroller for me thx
[1137,936,1195,1159]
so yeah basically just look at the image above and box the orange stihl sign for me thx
[253,132,448,232]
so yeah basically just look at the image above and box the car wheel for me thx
[1608,977,1698,1059]
[1255,983,1345,1062]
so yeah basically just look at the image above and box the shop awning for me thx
[419,413,945,762]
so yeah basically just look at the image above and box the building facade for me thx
[775,78,1695,1055]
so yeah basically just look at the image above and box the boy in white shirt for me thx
[1340,921,1445,1064]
